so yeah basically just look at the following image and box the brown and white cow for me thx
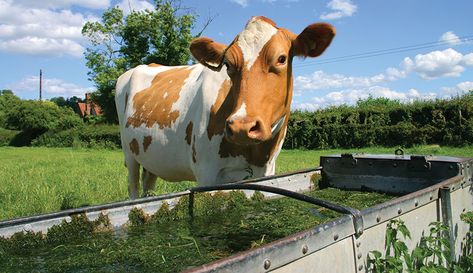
[116,16,335,198]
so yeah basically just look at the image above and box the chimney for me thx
[84,93,89,117]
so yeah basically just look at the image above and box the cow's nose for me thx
[225,117,264,144]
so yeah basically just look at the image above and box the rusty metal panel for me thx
[270,237,356,273]
[446,184,473,260]
[184,215,357,273]
[357,201,439,272]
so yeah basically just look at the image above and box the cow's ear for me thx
[293,23,335,58]
[190,37,227,68]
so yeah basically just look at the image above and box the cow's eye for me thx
[277,55,287,65]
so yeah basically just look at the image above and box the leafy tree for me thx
[5,100,83,135]
[356,95,402,110]
[50,96,83,111]
[82,0,205,123]
[0,90,21,128]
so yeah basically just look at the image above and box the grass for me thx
[0,188,393,273]
[1,145,472,221]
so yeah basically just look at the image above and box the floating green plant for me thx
[0,188,392,273]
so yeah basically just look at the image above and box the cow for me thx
[116,16,335,199]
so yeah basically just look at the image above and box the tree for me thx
[0,90,21,128]
[50,96,83,111]
[82,0,203,123]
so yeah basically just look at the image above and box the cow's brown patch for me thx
[185,122,193,145]
[143,135,152,152]
[129,138,139,155]
[126,67,192,129]
[207,80,232,140]
[192,136,197,163]
[218,124,286,167]
[148,63,162,67]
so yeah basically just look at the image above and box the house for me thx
[77,93,102,118]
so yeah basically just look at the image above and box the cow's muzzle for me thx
[224,114,286,145]
[225,117,265,145]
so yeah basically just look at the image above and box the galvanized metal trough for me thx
[1,152,472,273]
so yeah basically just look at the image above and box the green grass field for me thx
[1,145,472,221]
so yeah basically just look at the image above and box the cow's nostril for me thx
[248,120,262,138]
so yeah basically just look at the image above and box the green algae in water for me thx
[0,188,392,273]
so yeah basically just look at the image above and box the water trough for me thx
[1,152,472,272]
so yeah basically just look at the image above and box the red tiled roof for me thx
[77,102,102,118]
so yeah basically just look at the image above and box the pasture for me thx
[1,145,473,221]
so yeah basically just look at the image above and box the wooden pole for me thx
[39,69,42,101]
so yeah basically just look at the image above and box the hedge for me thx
[284,93,473,149]
[0,128,20,146]
[32,124,121,149]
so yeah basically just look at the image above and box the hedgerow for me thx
[285,92,473,149]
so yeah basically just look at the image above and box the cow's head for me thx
[191,16,335,145]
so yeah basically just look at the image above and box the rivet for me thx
[302,244,308,255]
[429,194,433,200]
[414,200,419,207]
[393,163,397,167]
[264,259,271,270]
[356,241,361,248]
[334,234,339,241]
[357,228,363,235]
[357,253,362,259]
[376,216,381,223]
[358,264,364,271]
[398,208,402,214]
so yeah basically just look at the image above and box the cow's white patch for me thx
[229,102,247,121]
[237,18,278,70]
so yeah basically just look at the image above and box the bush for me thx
[285,92,473,149]
[2,99,84,146]
[5,100,83,132]
[0,128,19,146]
[32,124,121,149]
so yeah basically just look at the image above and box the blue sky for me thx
[1,0,472,110]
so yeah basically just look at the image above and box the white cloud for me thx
[230,0,249,7]
[11,0,110,9]
[229,0,297,7]
[0,37,84,57]
[294,70,387,92]
[0,0,98,57]
[117,0,154,14]
[7,76,94,98]
[440,31,461,45]
[292,86,436,111]
[402,48,473,79]
[462,53,473,66]
[442,81,473,96]
[457,81,473,92]
[320,0,357,20]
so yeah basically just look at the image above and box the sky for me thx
[0,0,472,110]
